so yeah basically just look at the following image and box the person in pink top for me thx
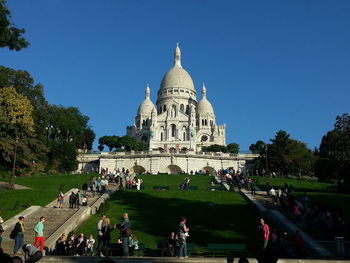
[257,218,270,250]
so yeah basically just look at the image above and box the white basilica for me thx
[126,44,226,152]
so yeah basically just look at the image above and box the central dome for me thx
[160,66,195,92]
[158,44,196,97]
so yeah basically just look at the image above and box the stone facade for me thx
[126,44,226,152]
[77,151,258,175]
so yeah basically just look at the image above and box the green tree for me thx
[316,113,350,188]
[202,144,227,153]
[0,0,29,50]
[0,66,48,140]
[249,140,267,176]
[289,140,316,177]
[45,105,94,173]
[268,130,294,176]
[227,142,240,154]
[0,87,35,187]
[82,127,96,151]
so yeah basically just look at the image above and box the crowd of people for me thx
[265,181,349,244]
[100,168,144,191]
[53,213,138,258]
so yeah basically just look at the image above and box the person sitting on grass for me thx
[85,234,95,256]
[75,233,85,256]
[55,233,67,255]
[66,234,76,256]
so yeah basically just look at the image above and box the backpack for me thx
[10,229,16,239]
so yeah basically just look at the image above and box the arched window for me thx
[160,132,163,141]
[202,119,205,126]
[145,119,148,126]
[186,105,189,114]
[171,124,176,137]
[205,119,208,126]
[163,105,166,112]
[183,132,186,141]
[180,104,184,112]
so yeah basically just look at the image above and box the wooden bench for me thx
[206,243,247,257]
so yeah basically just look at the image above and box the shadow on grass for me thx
[105,190,258,255]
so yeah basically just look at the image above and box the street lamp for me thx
[265,144,269,177]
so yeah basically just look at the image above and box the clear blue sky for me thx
[2,0,350,151]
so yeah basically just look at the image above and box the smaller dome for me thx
[137,85,156,116]
[197,84,215,115]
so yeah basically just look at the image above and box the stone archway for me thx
[203,166,216,175]
[132,165,146,174]
[167,165,183,175]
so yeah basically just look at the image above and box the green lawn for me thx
[252,176,336,193]
[0,173,96,220]
[76,174,258,256]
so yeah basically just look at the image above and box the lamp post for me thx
[265,145,269,177]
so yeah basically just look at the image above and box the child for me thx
[85,234,95,256]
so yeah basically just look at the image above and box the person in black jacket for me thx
[12,216,25,255]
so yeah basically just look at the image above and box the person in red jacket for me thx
[257,218,270,250]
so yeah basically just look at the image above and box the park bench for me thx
[153,185,170,190]
[207,186,225,191]
[187,242,196,256]
[206,243,247,257]
[134,242,145,256]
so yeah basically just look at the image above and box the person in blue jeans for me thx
[178,217,190,258]
[12,216,25,254]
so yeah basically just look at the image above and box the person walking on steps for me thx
[33,217,45,253]
[11,216,25,255]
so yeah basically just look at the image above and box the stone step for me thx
[1,191,104,255]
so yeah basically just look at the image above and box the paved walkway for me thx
[1,189,106,255]
[0,180,31,190]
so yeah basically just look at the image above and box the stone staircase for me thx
[212,173,230,191]
[1,190,104,255]
[1,207,77,254]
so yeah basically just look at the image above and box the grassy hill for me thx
[76,174,258,255]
